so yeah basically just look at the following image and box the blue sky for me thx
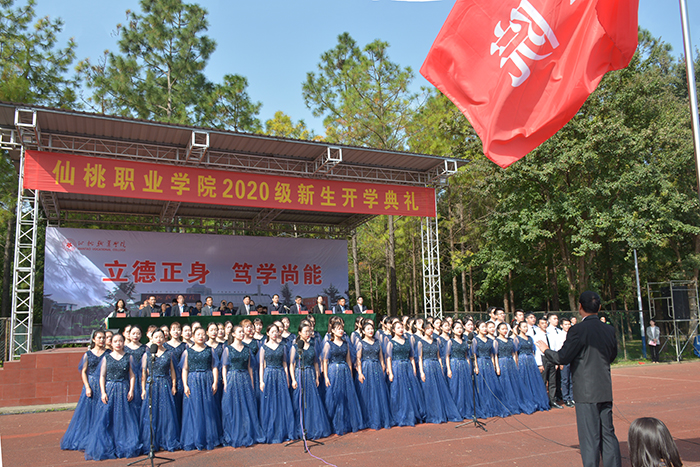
[34,0,700,135]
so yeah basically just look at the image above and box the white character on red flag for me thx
[420,0,639,168]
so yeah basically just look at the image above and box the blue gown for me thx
[221,344,265,447]
[436,335,450,376]
[354,339,394,430]
[516,336,550,412]
[208,341,225,412]
[495,338,523,416]
[446,338,475,420]
[417,338,462,423]
[472,337,509,419]
[259,343,296,443]
[322,340,364,435]
[180,347,223,450]
[289,342,331,440]
[164,341,186,423]
[139,349,180,452]
[387,337,425,426]
[125,344,148,413]
[61,349,107,451]
[243,338,261,408]
[84,353,141,460]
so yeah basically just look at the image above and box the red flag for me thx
[420,0,639,168]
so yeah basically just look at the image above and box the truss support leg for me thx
[421,216,442,319]
[10,147,39,359]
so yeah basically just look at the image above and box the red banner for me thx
[23,150,436,217]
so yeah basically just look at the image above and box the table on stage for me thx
[106,313,376,338]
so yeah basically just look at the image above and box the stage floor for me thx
[1,361,698,467]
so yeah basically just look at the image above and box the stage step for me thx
[0,348,86,408]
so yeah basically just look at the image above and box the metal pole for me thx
[679,0,700,201]
[634,249,647,358]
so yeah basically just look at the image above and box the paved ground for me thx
[1,361,698,467]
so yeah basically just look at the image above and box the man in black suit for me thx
[237,295,252,315]
[141,295,157,317]
[353,296,367,314]
[269,294,285,313]
[333,297,349,314]
[292,296,307,314]
[536,291,620,467]
[172,294,189,317]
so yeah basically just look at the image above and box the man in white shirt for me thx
[525,312,538,338]
[544,313,565,409]
[560,317,574,406]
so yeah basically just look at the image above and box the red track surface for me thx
[1,361,698,467]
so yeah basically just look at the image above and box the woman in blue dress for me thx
[241,318,260,405]
[124,326,148,414]
[386,321,425,426]
[514,321,550,412]
[289,321,331,440]
[445,320,475,420]
[139,329,180,453]
[164,321,186,423]
[322,320,364,435]
[84,333,140,460]
[472,321,508,419]
[355,318,394,430]
[495,323,525,416]
[61,330,108,451]
[259,323,296,443]
[436,319,452,376]
[180,327,223,450]
[221,325,265,447]
[416,322,462,423]
[205,322,225,413]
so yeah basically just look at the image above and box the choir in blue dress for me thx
[84,339,141,461]
[139,344,180,453]
[259,335,296,444]
[221,339,265,447]
[65,314,565,460]
[61,332,108,452]
[180,342,223,450]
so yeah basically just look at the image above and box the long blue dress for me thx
[289,341,331,440]
[125,343,148,413]
[84,353,141,460]
[164,341,186,423]
[495,337,524,416]
[259,343,296,443]
[417,338,462,423]
[445,338,475,420]
[208,341,225,412]
[180,347,223,450]
[322,340,364,435]
[386,337,425,426]
[472,337,508,419]
[221,344,265,447]
[354,339,393,430]
[61,349,107,451]
[139,349,180,452]
[516,336,550,412]
[243,338,261,408]
[436,335,450,376]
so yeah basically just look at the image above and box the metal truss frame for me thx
[421,215,442,319]
[647,280,700,362]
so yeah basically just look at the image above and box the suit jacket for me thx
[200,305,214,316]
[333,304,349,314]
[172,304,189,317]
[269,302,284,313]
[141,305,157,317]
[544,314,617,403]
[311,304,326,314]
[291,303,306,314]
[237,303,252,315]
[353,304,367,314]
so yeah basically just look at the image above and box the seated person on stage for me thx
[219,300,228,313]
[353,296,367,314]
[256,305,265,314]
[160,303,169,316]
[238,295,253,315]
[191,300,203,316]
[262,306,268,314]
[201,297,215,316]
[225,302,235,315]
[270,294,284,313]
[292,295,307,314]
[334,297,349,314]
[311,295,326,314]
[172,294,189,317]
[141,295,157,317]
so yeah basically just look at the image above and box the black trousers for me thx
[541,360,559,403]
[575,402,621,467]
[649,344,660,362]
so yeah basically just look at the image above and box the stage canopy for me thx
[0,102,466,357]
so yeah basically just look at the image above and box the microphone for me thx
[466,332,475,343]
[150,343,158,358]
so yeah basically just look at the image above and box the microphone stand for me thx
[128,348,175,467]
[456,333,487,431]
[286,343,323,451]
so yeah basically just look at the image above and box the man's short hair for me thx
[524,312,535,319]
[561,317,571,325]
[295,295,302,300]
[244,295,251,300]
[579,291,601,314]
[357,295,364,300]
[148,295,156,300]
[206,296,212,301]
[547,313,558,321]
[338,297,345,302]
[273,294,279,299]
[538,316,548,324]
[196,300,202,305]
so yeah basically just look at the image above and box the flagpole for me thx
[679,0,700,200]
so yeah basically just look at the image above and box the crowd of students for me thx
[61,310,572,460]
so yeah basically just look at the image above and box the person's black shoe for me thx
[550,401,564,409]
[565,400,575,408]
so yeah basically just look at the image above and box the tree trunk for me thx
[387,215,397,315]
[411,225,418,313]
[545,263,550,312]
[549,255,560,312]
[693,234,700,283]
[449,207,458,313]
[1,214,15,318]
[556,227,578,311]
[508,270,514,315]
[368,262,374,311]
[469,265,474,313]
[503,292,509,314]
[352,232,360,299]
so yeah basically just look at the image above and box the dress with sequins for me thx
[138,349,180,452]
[417,338,462,423]
[322,340,364,435]
[495,337,524,416]
[221,344,265,447]
[445,338,474,419]
[259,343,296,443]
[179,347,223,450]
[472,337,508,419]
[164,341,186,421]
[125,343,148,413]
[289,341,331,439]
[516,336,550,412]
[354,339,394,430]
[386,338,425,426]
[84,353,141,460]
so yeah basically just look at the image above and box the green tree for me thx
[264,111,316,140]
